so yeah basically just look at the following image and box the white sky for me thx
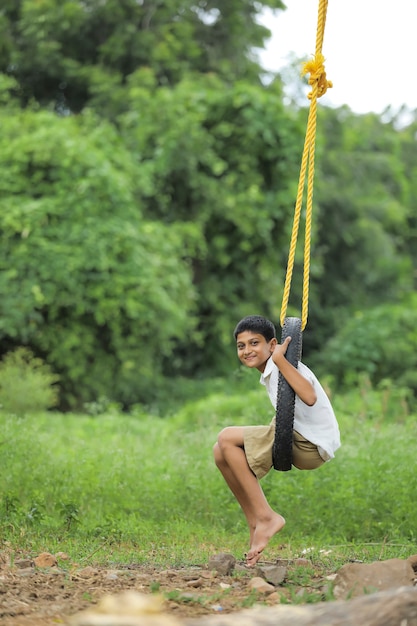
[258,0,417,114]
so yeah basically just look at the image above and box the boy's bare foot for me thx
[245,513,285,567]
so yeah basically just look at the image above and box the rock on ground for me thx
[333,558,415,599]
[68,587,417,626]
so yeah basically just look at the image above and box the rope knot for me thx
[302,53,333,99]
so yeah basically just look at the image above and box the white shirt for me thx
[260,357,341,461]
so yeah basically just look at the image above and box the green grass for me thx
[1,373,416,570]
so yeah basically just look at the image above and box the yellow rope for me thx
[279,0,332,330]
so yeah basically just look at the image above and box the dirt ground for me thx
[0,550,331,625]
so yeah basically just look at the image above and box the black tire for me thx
[272,317,303,472]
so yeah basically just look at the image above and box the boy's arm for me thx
[272,337,317,406]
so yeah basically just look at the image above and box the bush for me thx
[0,348,59,414]
[317,295,417,395]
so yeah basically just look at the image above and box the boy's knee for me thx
[213,441,224,467]
[214,429,227,454]
[217,426,244,452]
[217,427,232,448]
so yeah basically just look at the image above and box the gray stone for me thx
[207,553,236,576]
[333,557,415,599]
[13,558,34,569]
[256,564,287,586]
[15,567,36,577]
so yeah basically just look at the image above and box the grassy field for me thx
[1,371,416,571]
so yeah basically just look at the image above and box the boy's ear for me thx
[269,337,277,352]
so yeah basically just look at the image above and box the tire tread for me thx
[272,317,303,472]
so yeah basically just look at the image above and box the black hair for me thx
[233,315,276,342]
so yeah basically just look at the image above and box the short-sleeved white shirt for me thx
[260,357,341,461]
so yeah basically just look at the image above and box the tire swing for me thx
[272,0,332,471]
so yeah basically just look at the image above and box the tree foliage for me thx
[317,294,417,396]
[0,0,284,111]
[0,0,417,408]
[0,105,198,408]
[114,71,305,372]
[304,106,415,355]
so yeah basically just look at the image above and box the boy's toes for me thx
[245,550,262,568]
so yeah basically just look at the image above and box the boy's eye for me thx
[237,340,259,348]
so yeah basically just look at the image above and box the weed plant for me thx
[0,370,416,570]
[0,347,59,414]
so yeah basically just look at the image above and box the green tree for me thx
[115,71,306,373]
[0,105,199,408]
[303,105,414,356]
[395,110,417,281]
[0,0,284,112]
[2,0,416,402]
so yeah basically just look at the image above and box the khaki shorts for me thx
[244,418,324,479]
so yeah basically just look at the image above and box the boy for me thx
[213,315,340,567]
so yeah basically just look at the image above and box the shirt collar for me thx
[259,356,275,383]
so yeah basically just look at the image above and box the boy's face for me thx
[236,331,276,372]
